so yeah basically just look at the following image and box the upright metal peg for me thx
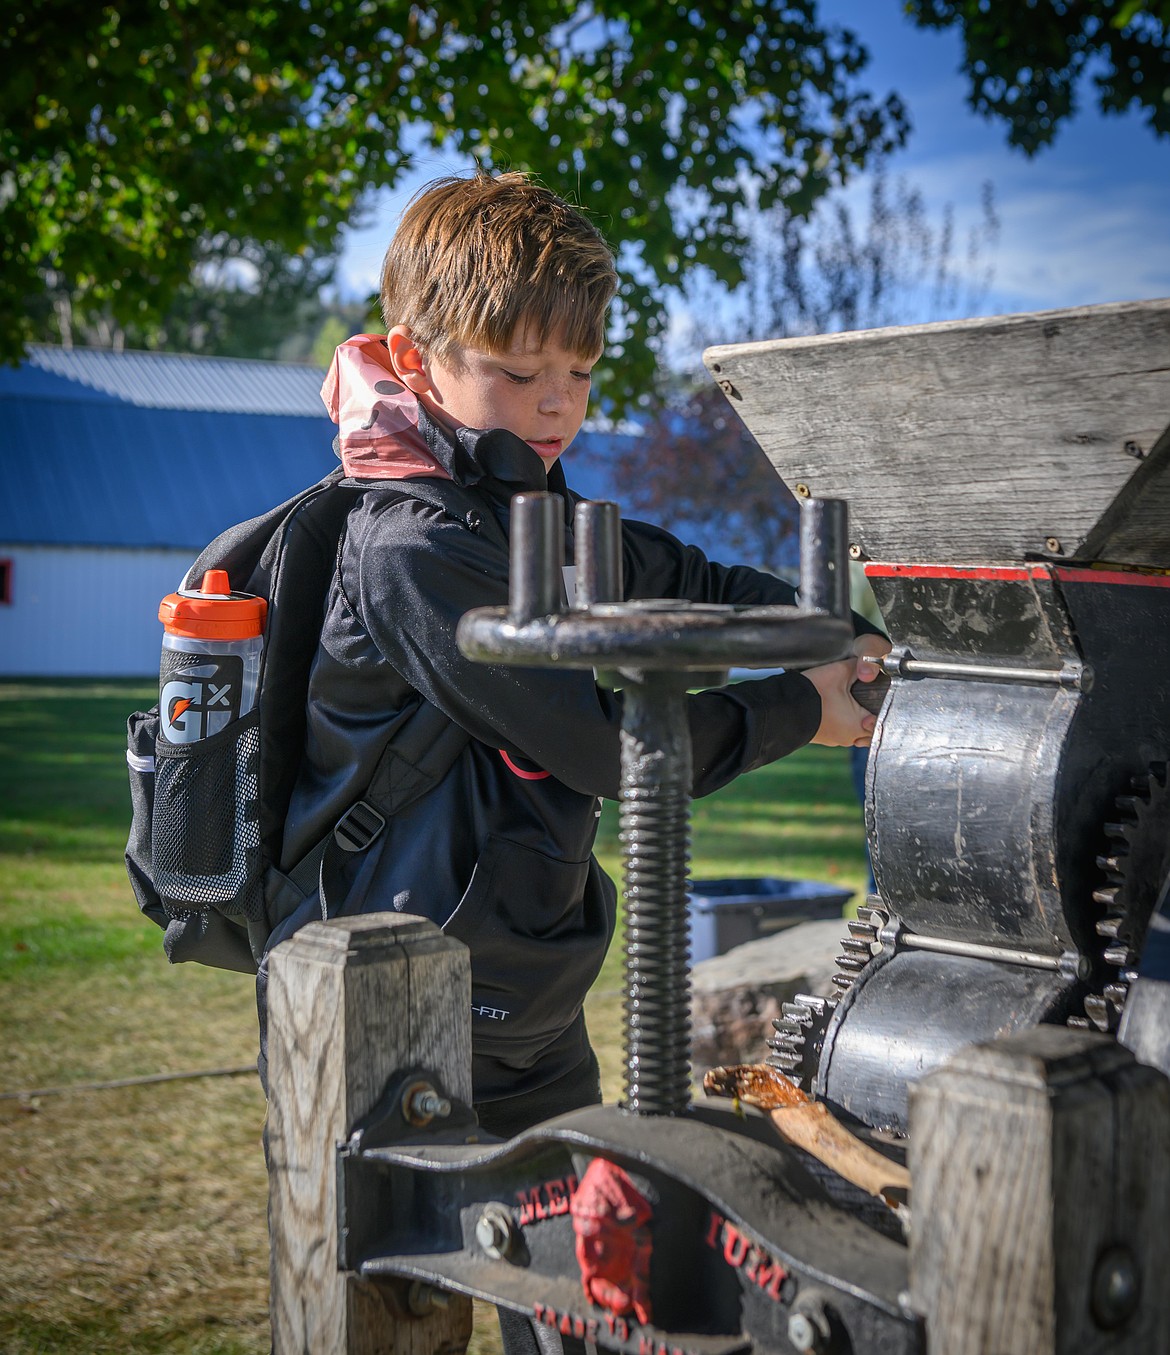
[574,500,623,607]
[509,493,564,623]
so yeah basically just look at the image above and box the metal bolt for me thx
[795,482,811,498]
[1045,536,1063,554]
[788,1308,830,1353]
[1091,1245,1140,1329]
[1124,440,1145,459]
[475,1203,516,1261]
[848,543,863,560]
[402,1081,452,1127]
[717,378,741,400]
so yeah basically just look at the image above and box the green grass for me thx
[0,679,867,1353]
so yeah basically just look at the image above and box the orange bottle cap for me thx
[159,569,267,640]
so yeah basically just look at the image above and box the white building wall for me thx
[0,544,196,677]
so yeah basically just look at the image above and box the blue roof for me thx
[3,397,339,550]
[0,347,339,549]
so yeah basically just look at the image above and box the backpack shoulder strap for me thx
[276,475,494,913]
[185,468,350,591]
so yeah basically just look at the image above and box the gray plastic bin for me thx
[688,876,852,963]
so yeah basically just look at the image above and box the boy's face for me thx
[391,327,600,467]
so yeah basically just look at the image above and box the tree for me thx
[608,170,999,570]
[1,1,907,402]
[904,0,1170,152]
[30,239,360,360]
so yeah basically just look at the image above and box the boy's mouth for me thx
[526,437,563,459]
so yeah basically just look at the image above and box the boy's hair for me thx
[380,171,618,362]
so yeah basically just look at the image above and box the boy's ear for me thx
[386,326,431,395]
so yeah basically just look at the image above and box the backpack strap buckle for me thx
[333,800,386,853]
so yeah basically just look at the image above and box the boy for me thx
[262,170,887,1136]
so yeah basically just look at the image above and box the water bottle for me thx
[158,569,266,744]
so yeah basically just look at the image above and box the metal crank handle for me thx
[851,668,892,717]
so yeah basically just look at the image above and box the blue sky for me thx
[336,2,1170,325]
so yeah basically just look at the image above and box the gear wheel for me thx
[766,901,888,1090]
[1070,761,1170,1034]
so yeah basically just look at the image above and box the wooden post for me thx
[909,1025,1170,1355]
[266,913,474,1355]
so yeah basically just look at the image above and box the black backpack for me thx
[124,468,486,974]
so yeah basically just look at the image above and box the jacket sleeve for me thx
[352,498,878,801]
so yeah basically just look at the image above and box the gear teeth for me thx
[835,954,868,974]
[858,902,890,926]
[1067,1015,1092,1030]
[1074,759,1170,1033]
[1083,995,1116,1033]
[832,973,857,993]
[841,937,874,958]
[766,993,835,1091]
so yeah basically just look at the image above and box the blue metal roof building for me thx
[0,346,342,552]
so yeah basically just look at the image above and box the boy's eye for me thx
[502,370,536,385]
[572,370,593,383]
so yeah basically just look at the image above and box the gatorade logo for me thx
[160,660,242,742]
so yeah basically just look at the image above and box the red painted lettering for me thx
[704,1208,725,1250]
[533,1303,546,1323]
[723,1222,750,1268]
[639,1335,654,1355]
[585,1319,600,1343]
[560,1313,573,1336]
[573,1317,586,1340]
[546,1177,569,1216]
[516,1186,548,1225]
[754,1257,787,1301]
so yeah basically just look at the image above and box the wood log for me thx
[266,913,474,1355]
[703,1062,910,1209]
[909,1025,1170,1355]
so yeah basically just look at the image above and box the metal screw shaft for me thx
[619,676,693,1115]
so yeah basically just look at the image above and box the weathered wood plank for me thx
[267,914,474,1355]
[704,299,1170,565]
[909,1025,1170,1355]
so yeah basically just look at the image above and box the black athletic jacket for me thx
[265,400,878,1103]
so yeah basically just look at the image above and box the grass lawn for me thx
[0,680,868,1354]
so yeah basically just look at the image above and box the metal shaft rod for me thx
[882,649,1089,690]
[619,675,694,1115]
[880,924,1087,976]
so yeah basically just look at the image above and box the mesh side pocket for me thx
[152,709,264,920]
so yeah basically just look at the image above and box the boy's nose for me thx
[538,380,569,414]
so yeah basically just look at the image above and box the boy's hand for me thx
[807,634,893,748]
